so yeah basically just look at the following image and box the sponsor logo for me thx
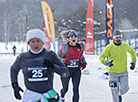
[106,0,113,38]
[86,17,93,24]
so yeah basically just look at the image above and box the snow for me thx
[0,42,27,54]
[0,43,138,102]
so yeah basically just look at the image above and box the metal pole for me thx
[135,31,136,52]
[123,32,126,42]
[96,40,98,55]
[129,32,131,46]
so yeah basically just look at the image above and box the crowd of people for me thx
[10,29,136,102]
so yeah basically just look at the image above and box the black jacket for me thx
[10,48,68,93]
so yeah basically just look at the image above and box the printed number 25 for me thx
[32,70,43,78]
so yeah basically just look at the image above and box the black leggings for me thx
[60,69,81,102]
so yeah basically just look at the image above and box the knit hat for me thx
[113,30,122,39]
[26,29,46,44]
[67,30,78,38]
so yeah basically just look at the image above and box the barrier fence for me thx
[94,29,138,55]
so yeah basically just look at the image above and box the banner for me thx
[41,1,56,50]
[106,0,114,45]
[25,14,29,31]
[42,21,50,50]
[85,0,94,55]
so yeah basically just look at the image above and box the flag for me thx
[42,20,50,50]
[85,0,94,55]
[106,0,114,45]
[41,1,56,51]
[25,14,29,31]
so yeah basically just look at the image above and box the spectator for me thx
[12,45,16,56]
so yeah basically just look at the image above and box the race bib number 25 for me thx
[27,67,48,82]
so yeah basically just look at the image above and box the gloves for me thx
[130,62,135,70]
[43,59,54,69]
[12,82,23,100]
[107,60,113,67]
[81,62,87,70]
[63,58,70,63]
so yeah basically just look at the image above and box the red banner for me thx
[85,0,94,55]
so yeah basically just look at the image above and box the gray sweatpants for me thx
[109,72,129,102]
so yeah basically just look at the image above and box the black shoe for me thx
[119,96,122,102]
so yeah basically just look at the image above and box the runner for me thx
[99,30,136,102]
[10,29,69,102]
[58,29,87,102]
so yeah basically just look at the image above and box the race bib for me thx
[27,67,48,82]
[109,80,118,89]
[67,59,79,68]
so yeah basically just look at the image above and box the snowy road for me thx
[0,55,138,102]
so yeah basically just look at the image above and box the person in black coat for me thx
[10,29,69,102]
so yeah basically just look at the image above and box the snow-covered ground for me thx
[0,42,138,102]
[0,54,138,102]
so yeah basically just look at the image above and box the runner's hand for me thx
[12,82,23,100]
[82,62,87,70]
[107,60,113,67]
[43,59,54,69]
[130,62,135,70]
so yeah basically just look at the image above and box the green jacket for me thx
[99,41,136,73]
